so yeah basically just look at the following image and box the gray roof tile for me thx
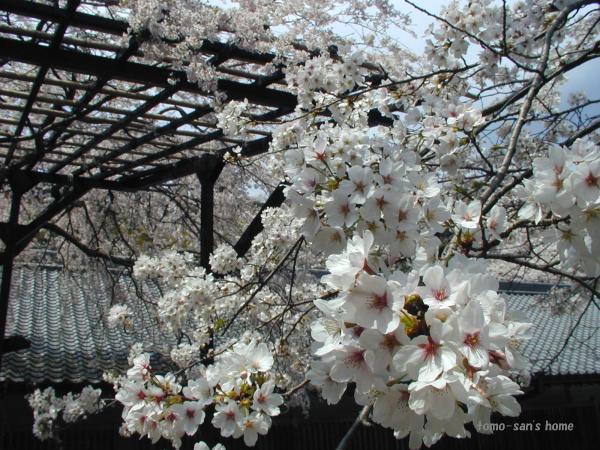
[1,266,172,384]
[505,293,600,376]
[1,267,598,383]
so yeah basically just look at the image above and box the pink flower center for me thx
[381,333,400,351]
[396,230,407,241]
[552,176,563,190]
[351,325,365,338]
[464,332,480,348]
[362,259,376,275]
[345,349,366,368]
[397,209,408,222]
[553,163,563,175]
[186,408,195,419]
[369,291,388,311]
[353,180,366,193]
[433,289,448,301]
[419,336,440,359]
[488,350,508,369]
[585,171,598,188]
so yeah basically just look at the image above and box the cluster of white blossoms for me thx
[95,204,317,448]
[30,0,595,448]
[210,243,243,275]
[129,206,308,338]
[280,109,533,446]
[134,251,194,284]
[307,246,531,448]
[107,304,134,328]
[216,99,252,137]
[28,386,103,440]
[114,338,283,448]
[286,52,367,109]
[517,139,600,276]
[281,117,493,265]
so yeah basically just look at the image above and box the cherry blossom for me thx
[21,0,600,448]
[343,273,402,334]
[212,401,243,438]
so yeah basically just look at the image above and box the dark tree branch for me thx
[42,223,134,267]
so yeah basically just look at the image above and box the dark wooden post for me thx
[0,190,21,372]
[233,183,286,257]
[196,155,225,270]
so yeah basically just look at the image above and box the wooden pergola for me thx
[0,0,395,367]
[0,0,301,365]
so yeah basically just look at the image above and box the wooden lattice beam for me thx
[46,86,180,174]
[0,0,277,65]
[4,0,81,165]
[71,105,213,177]
[0,37,297,109]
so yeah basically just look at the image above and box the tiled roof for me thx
[503,292,600,377]
[1,266,172,384]
[1,267,598,383]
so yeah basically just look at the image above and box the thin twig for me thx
[335,405,372,450]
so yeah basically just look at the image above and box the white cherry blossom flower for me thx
[452,200,482,230]
[339,166,374,203]
[170,401,205,436]
[247,342,274,373]
[392,323,457,382]
[359,328,409,373]
[417,265,460,309]
[383,195,419,231]
[323,230,375,290]
[373,384,425,450]
[252,380,283,416]
[311,226,346,255]
[454,301,491,368]
[234,412,271,447]
[330,345,380,393]
[469,374,523,433]
[344,273,402,334]
[408,374,459,420]
[486,205,507,240]
[212,400,242,438]
[183,377,214,406]
[307,360,347,405]
[324,190,359,227]
[127,353,151,381]
[570,160,600,206]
